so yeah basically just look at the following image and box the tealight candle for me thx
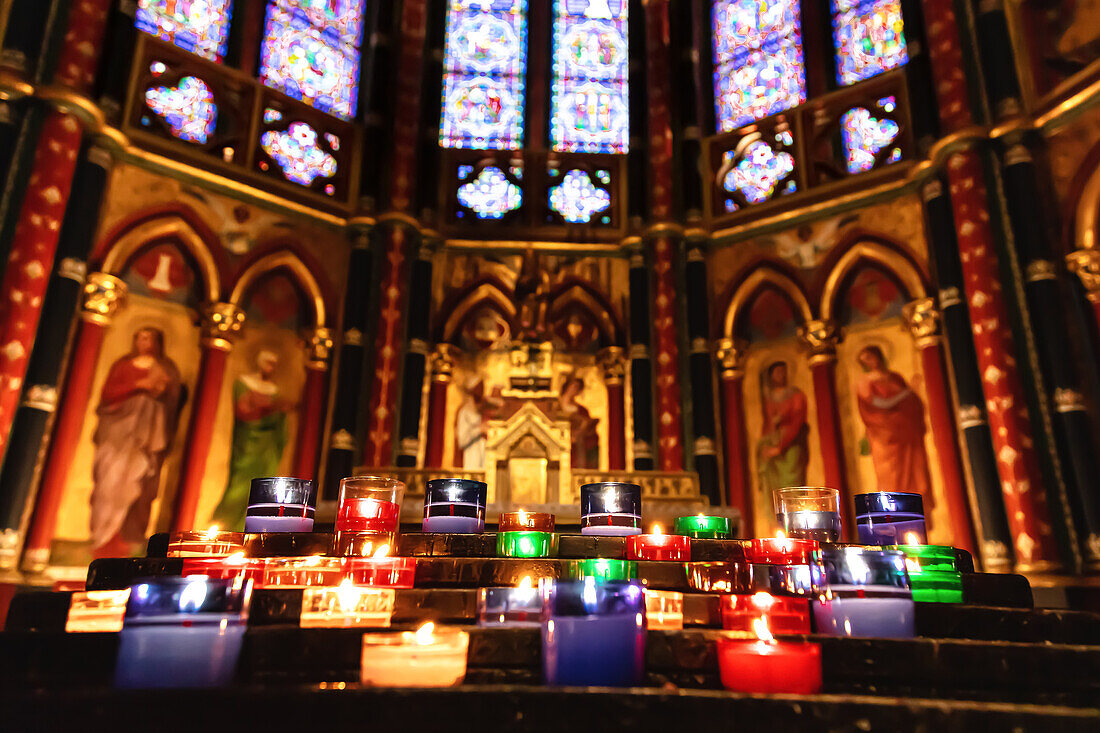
[166,527,246,557]
[855,491,927,546]
[685,562,751,593]
[774,487,843,542]
[720,591,811,635]
[626,524,690,561]
[498,509,555,533]
[497,531,557,558]
[568,558,638,582]
[542,579,647,687]
[716,618,822,694]
[335,476,405,556]
[360,622,469,687]
[181,552,264,583]
[580,482,642,537]
[300,579,395,628]
[887,538,963,603]
[478,576,545,627]
[422,478,487,534]
[114,576,251,689]
[244,477,316,534]
[257,556,346,589]
[644,589,683,630]
[344,546,417,588]
[746,531,818,565]
[673,514,732,539]
[810,546,916,638]
[66,589,130,633]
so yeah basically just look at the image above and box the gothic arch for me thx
[723,265,814,339]
[438,279,517,345]
[820,240,927,322]
[229,249,328,328]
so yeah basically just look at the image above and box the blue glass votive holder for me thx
[855,491,927,546]
[580,482,642,537]
[542,578,646,686]
[244,477,316,534]
[810,547,915,638]
[114,576,251,689]
[422,478,487,534]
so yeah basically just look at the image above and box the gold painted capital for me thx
[81,272,127,325]
[306,327,335,369]
[201,302,245,351]
[1066,249,1100,302]
[902,297,941,348]
[715,337,748,379]
[798,319,839,361]
[1025,259,1057,283]
[431,343,459,382]
[597,346,627,385]
[1054,388,1086,413]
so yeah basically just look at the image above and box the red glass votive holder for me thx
[626,530,691,562]
[335,476,404,556]
[498,510,555,533]
[716,637,822,694]
[746,536,818,565]
[720,592,811,635]
[181,555,264,584]
[345,556,417,588]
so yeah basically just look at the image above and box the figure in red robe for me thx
[756,361,809,493]
[855,345,934,506]
[89,327,184,559]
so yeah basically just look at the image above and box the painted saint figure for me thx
[756,361,809,493]
[557,375,599,469]
[90,327,184,559]
[455,378,489,469]
[855,345,934,504]
[211,350,292,530]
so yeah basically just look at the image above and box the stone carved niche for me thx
[484,402,572,506]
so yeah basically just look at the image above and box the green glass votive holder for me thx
[888,543,963,603]
[673,515,732,539]
[497,531,557,558]
[567,558,638,581]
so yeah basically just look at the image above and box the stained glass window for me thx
[551,0,630,154]
[722,139,795,203]
[440,0,528,150]
[840,96,900,173]
[832,0,908,85]
[136,0,234,62]
[711,0,806,132]
[549,169,610,223]
[145,76,218,143]
[260,0,366,120]
[457,166,523,218]
[261,121,338,187]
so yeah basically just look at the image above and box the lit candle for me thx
[244,477,316,534]
[497,530,557,558]
[181,552,263,583]
[360,622,469,687]
[626,524,691,561]
[580,482,642,537]
[335,476,405,556]
[344,544,417,588]
[166,526,246,558]
[477,576,544,627]
[810,546,916,637]
[747,530,818,565]
[114,576,251,689]
[644,589,683,630]
[855,491,927,546]
[673,514,732,539]
[568,558,638,582]
[542,579,647,687]
[887,535,963,603]
[300,578,395,628]
[257,555,346,589]
[498,509,555,533]
[685,561,751,593]
[720,591,811,635]
[716,617,822,694]
[422,478,487,534]
[66,589,130,633]
[774,487,843,542]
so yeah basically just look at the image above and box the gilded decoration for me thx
[306,327,335,368]
[430,343,458,383]
[902,297,941,347]
[1054,388,1086,413]
[1066,248,1100,302]
[22,385,59,413]
[715,337,748,379]
[201,302,245,351]
[81,272,128,325]
[1025,259,1057,283]
[798,319,839,363]
[597,346,626,385]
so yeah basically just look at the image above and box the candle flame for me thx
[335,577,361,611]
[775,529,786,540]
[697,513,705,519]
[517,575,533,591]
[752,616,775,643]
[751,591,776,610]
[651,523,663,536]
[204,525,219,539]
[304,554,325,566]
[517,509,528,526]
[904,532,922,546]
[415,621,435,645]
[905,558,921,575]
[224,552,248,566]
[372,544,390,558]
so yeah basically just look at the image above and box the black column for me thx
[1,0,56,78]
[321,229,373,502]
[972,0,1023,118]
[684,243,720,504]
[1001,141,1100,571]
[922,176,1014,571]
[95,0,138,124]
[629,248,654,471]
[395,242,434,467]
[0,143,110,569]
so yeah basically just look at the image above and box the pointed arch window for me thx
[136,0,235,62]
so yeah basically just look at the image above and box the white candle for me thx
[360,622,469,687]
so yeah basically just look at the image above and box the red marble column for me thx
[921,0,1059,568]
[599,347,627,471]
[904,298,979,558]
[0,0,112,461]
[716,339,751,535]
[292,328,334,481]
[170,304,244,533]
[423,345,456,469]
[22,273,125,571]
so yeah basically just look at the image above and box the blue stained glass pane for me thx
[832,0,908,85]
[440,0,528,150]
[260,0,366,120]
[145,75,218,143]
[721,140,795,203]
[549,169,611,223]
[262,120,338,186]
[840,102,900,174]
[711,0,806,132]
[136,0,234,62]
[551,0,629,154]
[457,166,523,218]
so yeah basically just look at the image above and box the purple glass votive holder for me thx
[810,547,915,638]
[580,482,642,537]
[542,578,646,686]
[855,491,927,546]
[422,478,487,534]
[244,477,316,534]
[114,576,251,689]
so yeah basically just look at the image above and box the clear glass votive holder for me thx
[644,589,683,630]
[66,589,131,633]
[478,582,546,627]
[774,487,843,542]
[422,478,487,534]
[685,562,752,593]
[166,530,246,558]
[244,477,316,534]
[542,578,647,686]
[335,476,405,556]
[181,554,264,583]
[855,491,927,546]
[580,482,642,537]
[720,592,811,635]
[810,546,915,638]
[300,585,395,628]
[114,576,251,689]
[360,625,469,687]
[257,556,346,588]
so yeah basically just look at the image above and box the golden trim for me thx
[724,268,813,338]
[230,251,328,327]
[820,241,927,321]
[1075,161,1100,253]
[376,211,423,230]
[443,238,627,255]
[441,282,516,343]
[643,221,685,237]
[81,272,128,326]
[101,217,222,302]
[347,215,377,230]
